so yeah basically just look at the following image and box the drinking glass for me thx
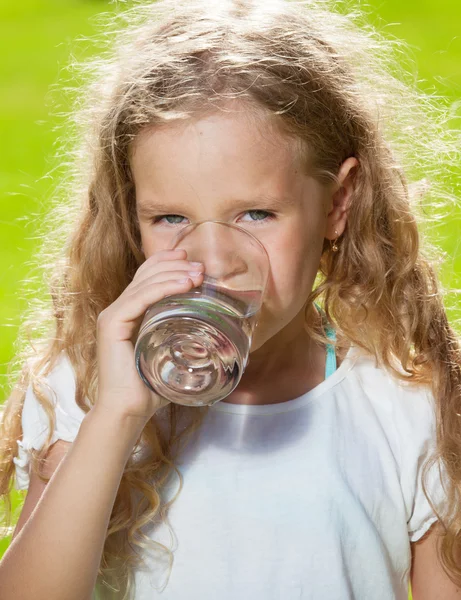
[134,220,269,407]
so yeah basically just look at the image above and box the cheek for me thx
[139,225,150,253]
[264,229,322,300]
[139,225,166,256]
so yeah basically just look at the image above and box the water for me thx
[134,287,260,407]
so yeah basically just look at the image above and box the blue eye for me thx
[152,214,187,225]
[242,210,275,223]
[152,210,275,226]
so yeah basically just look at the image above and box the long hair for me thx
[1,0,460,596]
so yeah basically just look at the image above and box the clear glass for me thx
[134,220,270,407]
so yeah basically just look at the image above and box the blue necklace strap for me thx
[314,303,337,378]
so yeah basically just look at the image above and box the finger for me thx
[98,278,196,342]
[135,249,187,278]
[132,258,204,286]
[127,269,204,296]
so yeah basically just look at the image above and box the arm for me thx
[411,522,461,599]
[0,406,147,600]
[12,439,72,541]
[0,248,191,600]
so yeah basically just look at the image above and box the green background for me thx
[1,1,460,595]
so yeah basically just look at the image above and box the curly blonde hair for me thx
[1,0,460,597]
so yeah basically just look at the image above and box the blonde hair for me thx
[1,0,460,596]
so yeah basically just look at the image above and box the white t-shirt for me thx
[13,345,447,600]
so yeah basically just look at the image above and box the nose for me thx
[196,223,247,283]
[177,222,248,284]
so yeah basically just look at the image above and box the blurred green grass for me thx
[0,1,460,595]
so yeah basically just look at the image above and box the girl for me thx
[0,0,460,598]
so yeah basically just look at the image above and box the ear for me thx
[324,157,359,240]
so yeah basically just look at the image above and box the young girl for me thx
[0,0,460,598]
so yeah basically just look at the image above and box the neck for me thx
[221,304,327,406]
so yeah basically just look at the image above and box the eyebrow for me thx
[136,194,297,217]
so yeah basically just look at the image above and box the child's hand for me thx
[95,248,205,424]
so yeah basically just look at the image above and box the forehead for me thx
[130,111,310,204]
[131,105,300,160]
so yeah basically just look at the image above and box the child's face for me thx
[131,110,335,352]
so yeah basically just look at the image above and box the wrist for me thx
[83,404,149,452]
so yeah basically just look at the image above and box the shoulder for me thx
[27,351,82,406]
[21,351,87,444]
[14,351,86,491]
[346,348,435,423]
[31,351,77,390]
[342,348,437,469]
[338,348,447,542]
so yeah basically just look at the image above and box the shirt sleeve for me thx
[397,383,449,542]
[13,352,87,491]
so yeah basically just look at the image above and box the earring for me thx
[331,230,339,252]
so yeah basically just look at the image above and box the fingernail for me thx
[189,262,203,268]
[188,271,203,277]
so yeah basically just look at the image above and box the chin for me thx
[249,304,306,354]
[249,338,264,354]
[249,323,276,354]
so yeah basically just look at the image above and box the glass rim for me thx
[168,219,270,261]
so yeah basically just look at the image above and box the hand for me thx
[95,248,204,424]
